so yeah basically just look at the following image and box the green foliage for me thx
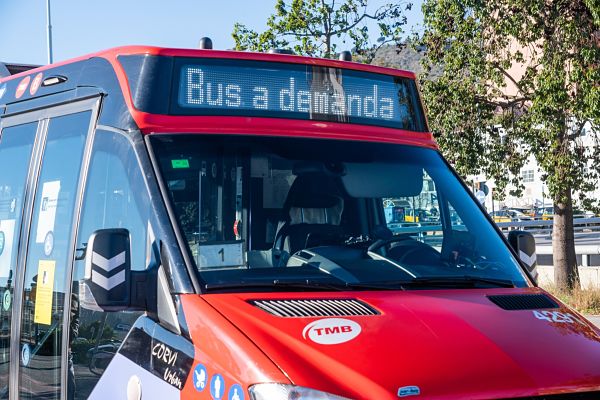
[420,0,599,290]
[420,0,599,209]
[232,0,412,62]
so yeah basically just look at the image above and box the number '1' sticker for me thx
[198,241,244,269]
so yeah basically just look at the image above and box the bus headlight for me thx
[249,383,351,400]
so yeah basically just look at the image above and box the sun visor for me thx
[342,163,423,198]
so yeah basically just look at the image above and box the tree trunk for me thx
[552,189,580,291]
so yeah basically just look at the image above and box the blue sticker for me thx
[2,290,11,312]
[228,384,245,400]
[192,364,208,392]
[21,344,30,366]
[398,386,420,397]
[210,373,225,400]
[43,231,54,256]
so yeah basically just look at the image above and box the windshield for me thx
[151,135,529,291]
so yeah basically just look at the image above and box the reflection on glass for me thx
[19,112,89,400]
[69,131,148,399]
[0,122,37,398]
[153,135,528,290]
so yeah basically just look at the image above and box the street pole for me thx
[46,0,53,64]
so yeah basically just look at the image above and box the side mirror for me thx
[508,230,538,284]
[79,228,180,334]
[80,228,154,312]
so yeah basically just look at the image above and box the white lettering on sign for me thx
[184,68,396,120]
[302,318,361,345]
[164,368,183,389]
[152,342,179,367]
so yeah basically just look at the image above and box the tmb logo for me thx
[302,318,361,345]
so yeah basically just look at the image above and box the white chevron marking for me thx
[92,270,125,291]
[519,250,537,267]
[92,251,126,273]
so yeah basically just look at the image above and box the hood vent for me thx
[487,294,559,310]
[250,299,379,317]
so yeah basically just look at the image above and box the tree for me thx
[232,0,412,62]
[420,0,599,290]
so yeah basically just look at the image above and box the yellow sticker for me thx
[33,260,55,325]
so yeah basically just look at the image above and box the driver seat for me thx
[273,173,345,261]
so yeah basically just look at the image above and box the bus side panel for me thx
[88,353,180,399]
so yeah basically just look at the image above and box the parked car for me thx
[490,210,512,223]
[506,209,533,221]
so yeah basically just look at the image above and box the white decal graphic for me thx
[126,375,142,400]
[215,376,221,397]
[92,251,126,272]
[193,364,208,391]
[519,250,537,267]
[211,374,224,399]
[2,291,11,311]
[92,269,125,290]
[533,310,584,325]
[0,220,15,277]
[21,344,31,366]
[152,342,178,366]
[198,241,244,269]
[43,231,54,256]
[36,181,60,243]
[302,318,361,345]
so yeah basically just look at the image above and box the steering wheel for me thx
[451,254,503,271]
[367,234,414,253]
[392,243,440,265]
[369,234,444,268]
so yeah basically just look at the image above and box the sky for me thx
[0,0,423,66]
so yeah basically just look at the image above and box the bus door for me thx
[0,117,40,399]
[0,97,100,400]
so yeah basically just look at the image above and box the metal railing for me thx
[495,217,600,233]
[496,217,600,267]
[388,217,600,267]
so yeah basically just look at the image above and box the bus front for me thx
[121,50,600,399]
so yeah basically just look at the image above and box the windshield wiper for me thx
[407,275,515,288]
[347,276,515,290]
[205,275,514,292]
[343,282,408,291]
[204,279,349,291]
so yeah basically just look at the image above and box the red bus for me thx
[0,44,598,399]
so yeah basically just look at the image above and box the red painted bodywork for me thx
[182,288,600,399]
[179,295,289,399]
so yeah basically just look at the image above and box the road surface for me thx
[585,315,600,328]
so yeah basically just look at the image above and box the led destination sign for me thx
[176,60,425,131]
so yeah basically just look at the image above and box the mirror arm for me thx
[129,243,181,335]
[130,269,157,312]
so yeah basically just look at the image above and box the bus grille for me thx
[487,294,559,310]
[249,299,379,317]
